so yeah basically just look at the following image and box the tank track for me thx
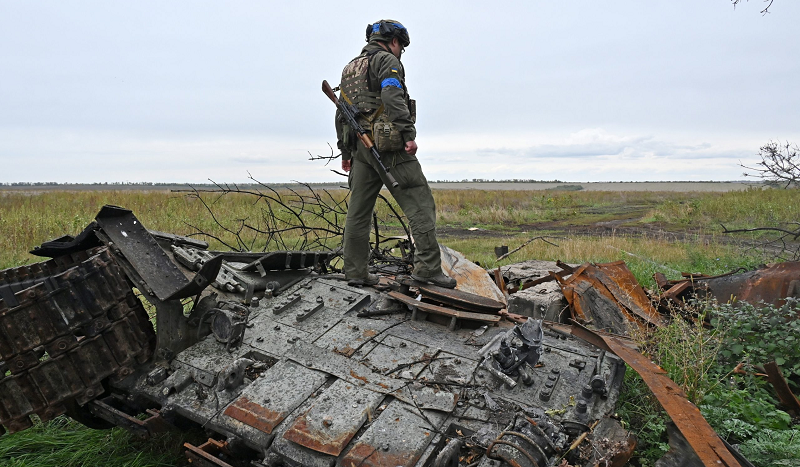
[0,247,155,434]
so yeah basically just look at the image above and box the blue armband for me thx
[381,78,403,89]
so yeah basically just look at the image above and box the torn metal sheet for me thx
[697,261,800,306]
[559,261,665,334]
[387,291,501,327]
[656,261,800,308]
[418,283,505,314]
[95,206,221,301]
[566,324,743,467]
[439,244,507,305]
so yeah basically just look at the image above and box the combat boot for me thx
[347,273,380,287]
[411,273,457,289]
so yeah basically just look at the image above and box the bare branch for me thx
[732,0,775,14]
[496,236,565,262]
[720,223,800,239]
[307,143,340,166]
[741,140,800,188]
[175,174,415,274]
[721,223,800,261]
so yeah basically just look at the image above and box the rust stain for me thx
[223,396,284,434]
[567,324,742,467]
[349,369,369,384]
[341,443,418,467]
[606,432,637,467]
[334,346,356,357]
[362,329,377,338]
[283,415,356,456]
[183,439,235,467]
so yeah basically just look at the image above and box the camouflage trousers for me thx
[343,146,443,280]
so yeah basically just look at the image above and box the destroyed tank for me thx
[0,206,632,467]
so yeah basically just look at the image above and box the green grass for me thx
[0,416,193,467]
[644,186,800,232]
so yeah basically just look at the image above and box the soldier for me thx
[336,19,456,289]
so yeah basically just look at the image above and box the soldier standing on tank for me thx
[335,19,456,289]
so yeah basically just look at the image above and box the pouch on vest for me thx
[372,113,404,152]
[342,122,353,149]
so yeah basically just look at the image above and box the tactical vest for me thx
[339,50,384,119]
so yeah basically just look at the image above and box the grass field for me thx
[1,186,799,466]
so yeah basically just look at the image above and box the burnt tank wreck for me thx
[3,204,745,467]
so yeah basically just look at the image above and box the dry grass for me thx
[444,232,754,288]
[0,188,766,284]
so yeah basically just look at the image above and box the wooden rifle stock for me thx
[321,80,399,188]
[321,80,338,105]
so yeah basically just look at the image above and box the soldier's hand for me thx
[342,159,351,172]
[405,140,418,156]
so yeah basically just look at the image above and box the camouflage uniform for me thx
[336,38,444,282]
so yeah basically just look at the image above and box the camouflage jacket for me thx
[336,41,416,162]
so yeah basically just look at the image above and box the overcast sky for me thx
[1,1,798,183]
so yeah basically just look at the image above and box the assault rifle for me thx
[321,80,399,188]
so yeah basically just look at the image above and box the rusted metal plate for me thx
[283,378,383,456]
[223,359,327,434]
[439,245,507,305]
[559,261,664,334]
[763,361,800,416]
[567,324,742,467]
[418,283,505,313]
[340,400,444,467]
[663,281,691,301]
[387,291,501,324]
[563,277,632,333]
[591,261,664,327]
[697,261,800,306]
[223,397,281,435]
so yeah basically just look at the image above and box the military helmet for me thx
[365,20,410,47]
